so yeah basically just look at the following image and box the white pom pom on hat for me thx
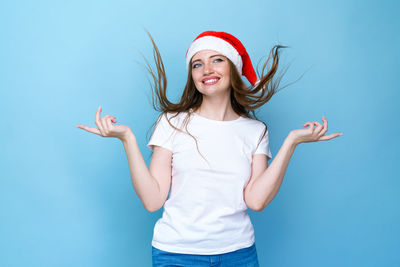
[185,31,259,87]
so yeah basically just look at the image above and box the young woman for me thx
[77,31,342,266]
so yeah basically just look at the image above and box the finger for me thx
[76,124,102,135]
[104,115,116,121]
[319,116,328,136]
[101,115,114,135]
[322,116,328,133]
[95,107,105,136]
[314,121,323,136]
[314,121,322,130]
[100,115,110,135]
[319,132,343,141]
[106,116,114,129]
[308,122,316,133]
[95,106,101,124]
[105,115,116,123]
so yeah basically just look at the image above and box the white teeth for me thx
[204,78,218,84]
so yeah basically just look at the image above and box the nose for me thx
[203,62,213,75]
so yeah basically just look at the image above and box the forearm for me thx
[249,134,297,211]
[121,131,161,212]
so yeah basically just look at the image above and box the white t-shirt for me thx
[146,110,272,255]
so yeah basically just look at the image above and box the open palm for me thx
[76,106,132,140]
[290,116,342,145]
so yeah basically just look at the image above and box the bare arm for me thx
[121,131,172,212]
[244,136,296,211]
[244,116,342,211]
[77,106,172,212]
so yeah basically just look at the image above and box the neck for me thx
[194,93,239,121]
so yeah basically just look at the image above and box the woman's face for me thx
[191,49,231,97]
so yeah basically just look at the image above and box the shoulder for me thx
[156,111,190,129]
[239,116,268,132]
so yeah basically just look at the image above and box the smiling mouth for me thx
[203,78,220,85]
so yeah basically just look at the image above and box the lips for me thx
[202,76,220,85]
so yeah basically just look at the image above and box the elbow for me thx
[144,200,164,213]
[144,206,160,213]
[140,193,165,213]
[251,203,266,212]
[251,197,272,212]
[145,204,162,213]
[246,199,266,212]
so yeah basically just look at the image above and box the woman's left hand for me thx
[288,116,342,146]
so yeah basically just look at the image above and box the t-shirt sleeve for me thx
[254,127,272,160]
[146,113,175,152]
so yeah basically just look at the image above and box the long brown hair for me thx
[144,31,287,165]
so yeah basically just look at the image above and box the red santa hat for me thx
[185,31,258,86]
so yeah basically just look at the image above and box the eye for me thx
[192,63,201,69]
[213,58,224,63]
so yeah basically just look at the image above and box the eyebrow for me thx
[191,54,225,64]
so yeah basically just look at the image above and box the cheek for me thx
[191,70,201,83]
[219,64,231,77]
[220,68,231,82]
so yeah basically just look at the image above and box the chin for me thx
[195,81,230,95]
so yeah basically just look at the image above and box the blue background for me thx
[1,0,399,266]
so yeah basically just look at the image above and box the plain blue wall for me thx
[1,0,399,266]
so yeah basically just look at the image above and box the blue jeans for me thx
[152,243,260,267]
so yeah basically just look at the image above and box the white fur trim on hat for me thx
[185,36,243,74]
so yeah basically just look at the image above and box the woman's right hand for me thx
[76,106,133,141]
